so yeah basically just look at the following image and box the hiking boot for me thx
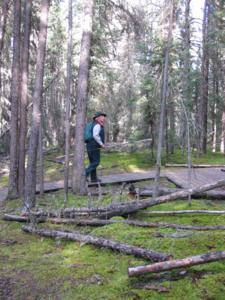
[91,177,101,183]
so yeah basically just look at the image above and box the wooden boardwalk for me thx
[1,168,225,201]
[164,168,225,189]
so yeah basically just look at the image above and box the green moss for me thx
[2,150,225,298]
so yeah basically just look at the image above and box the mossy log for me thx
[5,214,225,231]
[128,250,225,276]
[22,225,171,262]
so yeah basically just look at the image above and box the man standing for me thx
[86,112,107,182]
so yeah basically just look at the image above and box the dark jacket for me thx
[87,122,105,150]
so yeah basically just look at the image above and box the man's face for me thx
[96,115,106,124]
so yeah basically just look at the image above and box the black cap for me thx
[93,111,107,119]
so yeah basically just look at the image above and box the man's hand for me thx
[101,144,106,149]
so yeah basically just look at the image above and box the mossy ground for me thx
[1,150,225,299]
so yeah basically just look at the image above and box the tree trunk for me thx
[64,0,73,203]
[221,58,225,153]
[22,225,171,262]
[39,114,44,196]
[8,0,21,199]
[198,0,210,154]
[153,0,174,198]
[181,0,192,203]
[128,250,225,276]
[23,0,50,210]
[72,0,94,195]
[0,0,10,95]
[18,0,32,196]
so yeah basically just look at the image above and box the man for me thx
[85,112,107,182]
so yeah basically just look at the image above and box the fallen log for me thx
[133,187,179,197]
[165,164,225,168]
[128,250,225,276]
[135,186,225,200]
[2,214,46,223]
[142,210,225,216]
[11,179,225,220]
[6,214,225,230]
[96,179,225,218]
[22,225,171,262]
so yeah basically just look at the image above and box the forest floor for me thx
[1,149,225,299]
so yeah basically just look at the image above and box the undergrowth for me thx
[1,149,225,299]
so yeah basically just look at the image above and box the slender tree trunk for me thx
[198,0,210,154]
[181,0,192,203]
[18,0,32,196]
[222,69,225,154]
[39,114,44,196]
[64,0,73,203]
[72,0,94,195]
[8,0,21,199]
[0,0,10,95]
[153,0,174,198]
[181,0,192,200]
[23,0,50,210]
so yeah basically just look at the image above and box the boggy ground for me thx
[1,150,225,299]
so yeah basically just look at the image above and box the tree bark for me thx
[64,0,73,203]
[8,0,21,199]
[22,225,171,262]
[128,250,225,276]
[23,0,50,210]
[18,0,32,196]
[72,0,94,195]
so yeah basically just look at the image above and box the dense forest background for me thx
[0,0,225,202]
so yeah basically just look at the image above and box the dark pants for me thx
[86,143,100,180]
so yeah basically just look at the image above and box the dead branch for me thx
[128,250,225,276]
